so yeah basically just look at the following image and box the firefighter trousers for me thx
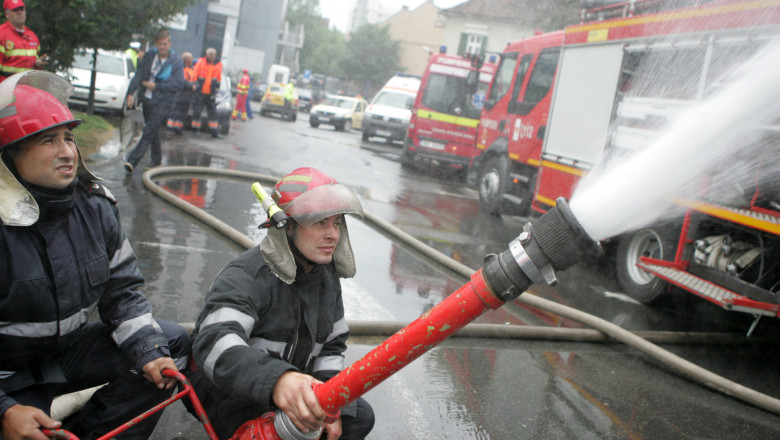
[0,320,190,440]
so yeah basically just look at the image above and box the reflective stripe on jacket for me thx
[0,22,40,80]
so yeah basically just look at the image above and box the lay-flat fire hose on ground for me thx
[131,166,780,417]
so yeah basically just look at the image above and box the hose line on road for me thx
[139,165,780,416]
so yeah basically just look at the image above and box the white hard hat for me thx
[130,42,141,50]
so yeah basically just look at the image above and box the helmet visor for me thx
[0,70,74,109]
[284,183,363,227]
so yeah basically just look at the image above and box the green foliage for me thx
[342,24,401,92]
[21,0,195,71]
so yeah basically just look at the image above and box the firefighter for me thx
[231,68,250,121]
[167,51,197,135]
[0,71,190,440]
[187,167,375,440]
[191,47,223,138]
[0,0,47,82]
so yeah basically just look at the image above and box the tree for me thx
[341,24,401,96]
[21,0,194,113]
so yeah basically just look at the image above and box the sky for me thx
[319,0,469,33]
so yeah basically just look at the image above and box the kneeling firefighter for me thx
[187,167,375,440]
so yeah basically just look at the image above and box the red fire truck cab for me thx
[466,30,564,215]
[402,53,496,173]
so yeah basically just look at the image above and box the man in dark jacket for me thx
[0,71,190,440]
[123,29,183,172]
[188,167,374,440]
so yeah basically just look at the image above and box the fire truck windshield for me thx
[421,73,485,119]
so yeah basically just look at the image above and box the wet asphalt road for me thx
[83,107,780,439]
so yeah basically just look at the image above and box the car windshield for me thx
[371,91,414,109]
[323,97,355,109]
[72,53,125,75]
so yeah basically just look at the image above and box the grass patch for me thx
[72,110,115,158]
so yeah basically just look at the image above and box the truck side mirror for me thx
[466,70,479,95]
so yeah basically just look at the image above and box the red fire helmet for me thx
[0,71,81,150]
[271,167,363,227]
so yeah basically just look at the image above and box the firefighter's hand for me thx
[0,404,61,440]
[142,357,179,390]
[34,54,49,69]
[324,417,342,440]
[126,94,135,109]
[272,372,326,434]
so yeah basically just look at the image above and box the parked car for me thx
[297,88,313,112]
[184,74,232,135]
[309,95,367,132]
[259,83,298,121]
[63,49,135,115]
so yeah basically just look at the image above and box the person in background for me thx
[125,41,141,68]
[245,74,255,120]
[0,70,190,440]
[187,167,375,440]
[191,48,223,138]
[123,29,183,172]
[167,51,197,135]
[283,80,295,120]
[231,68,250,122]
[0,0,46,82]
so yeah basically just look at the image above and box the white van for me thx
[362,75,421,143]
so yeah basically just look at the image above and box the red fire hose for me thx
[43,370,219,440]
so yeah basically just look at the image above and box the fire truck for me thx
[471,0,780,332]
[402,53,496,173]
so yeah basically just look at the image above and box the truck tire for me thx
[341,119,352,132]
[478,155,508,215]
[616,227,677,304]
[310,120,319,128]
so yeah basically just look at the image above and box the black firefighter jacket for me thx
[0,180,171,416]
[189,246,354,437]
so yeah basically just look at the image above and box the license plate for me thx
[320,117,330,122]
[376,130,392,137]
[72,91,88,100]
[420,140,445,150]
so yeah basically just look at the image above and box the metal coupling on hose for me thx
[483,197,602,302]
[273,411,323,440]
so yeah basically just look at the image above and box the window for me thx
[421,72,489,119]
[457,32,488,57]
[487,53,518,102]
[522,48,560,108]
[73,53,127,76]
[372,91,414,109]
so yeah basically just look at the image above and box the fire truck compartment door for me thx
[543,44,624,164]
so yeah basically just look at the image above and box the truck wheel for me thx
[478,155,508,215]
[616,227,676,304]
[310,120,319,128]
[342,119,352,132]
